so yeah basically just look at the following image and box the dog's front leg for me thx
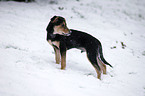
[60,42,67,70]
[60,51,66,70]
[54,47,60,64]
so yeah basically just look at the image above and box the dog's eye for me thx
[62,24,65,27]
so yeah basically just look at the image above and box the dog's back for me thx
[63,29,101,51]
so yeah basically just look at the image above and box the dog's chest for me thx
[47,40,60,49]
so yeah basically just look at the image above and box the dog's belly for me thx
[78,47,86,53]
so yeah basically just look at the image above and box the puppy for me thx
[46,16,112,79]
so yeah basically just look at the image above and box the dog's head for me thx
[50,16,71,36]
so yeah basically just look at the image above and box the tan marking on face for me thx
[53,21,70,35]
[51,17,59,23]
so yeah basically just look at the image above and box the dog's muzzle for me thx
[63,30,72,36]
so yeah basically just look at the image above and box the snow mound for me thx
[0,0,145,96]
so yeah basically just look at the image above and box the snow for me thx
[0,0,145,96]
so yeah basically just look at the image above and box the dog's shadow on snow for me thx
[66,60,97,77]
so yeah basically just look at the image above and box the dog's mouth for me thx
[62,30,72,36]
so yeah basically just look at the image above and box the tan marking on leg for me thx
[52,41,60,49]
[54,48,60,64]
[86,55,101,80]
[47,40,60,64]
[47,40,53,46]
[102,64,106,74]
[95,68,101,80]
[97,57,107,74]
[47,40,60,49]
[61,51,66,70]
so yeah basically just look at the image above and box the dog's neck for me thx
[46,22,56,39]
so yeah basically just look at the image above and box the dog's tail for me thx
[98,46,113,68]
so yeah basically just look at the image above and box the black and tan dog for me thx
[46,16,112,79]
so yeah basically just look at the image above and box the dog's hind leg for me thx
[97,57,106,74]
[102,63,106,74]
[54,47,60,64]
[98,46,113,68]
[87,52,101,79]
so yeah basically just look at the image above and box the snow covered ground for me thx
[0,0,145,96]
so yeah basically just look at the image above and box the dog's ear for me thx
[51,16,57,20]
[51,16,58,23]
[46,16,57,33]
